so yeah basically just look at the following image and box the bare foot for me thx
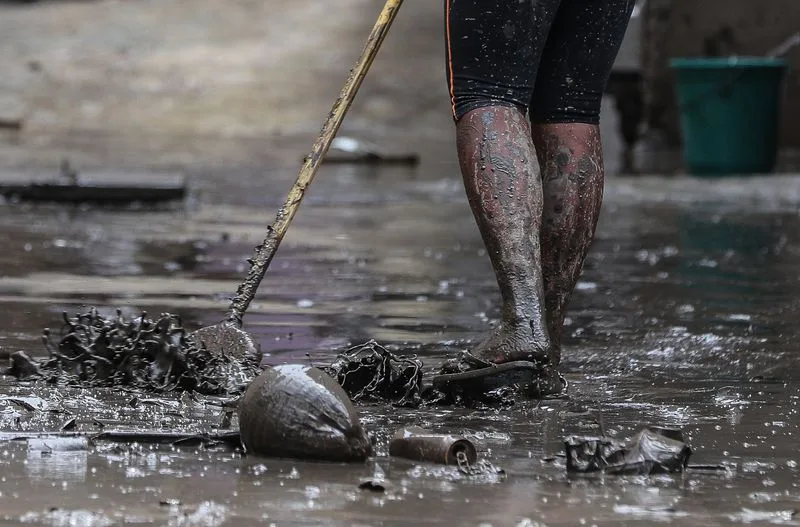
[473,320,551,365]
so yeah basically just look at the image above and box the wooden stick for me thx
[227,0,405,324]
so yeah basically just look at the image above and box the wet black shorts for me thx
[445,0,635,123]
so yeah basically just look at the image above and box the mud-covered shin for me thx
[389,426,477,466]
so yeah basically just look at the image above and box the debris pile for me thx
[5,317,535,409]
[6,308,260,396]
[324,340,424,407]
[324,341,524,408]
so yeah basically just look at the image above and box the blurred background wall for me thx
[642,0,800,148]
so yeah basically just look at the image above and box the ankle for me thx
[497,314,552,353]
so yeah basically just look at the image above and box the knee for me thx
[449,77,531,122]
[452,98,528,123]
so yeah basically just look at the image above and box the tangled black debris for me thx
[325,340,425,407]
[4,311,530,408]
[324,341,523,409]
[7,308,260,396]
[565,427,692,476]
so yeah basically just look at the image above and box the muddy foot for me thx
[472,321,551,365]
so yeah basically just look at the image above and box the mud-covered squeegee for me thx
[190,0,404,359]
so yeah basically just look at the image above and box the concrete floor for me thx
[0,0,634,177]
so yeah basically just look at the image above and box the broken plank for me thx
[0,170,187,204]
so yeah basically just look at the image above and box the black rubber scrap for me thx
[324,342,547,408]
[324,340,424,407]
[564,427,692,476]
[431,350,566,401]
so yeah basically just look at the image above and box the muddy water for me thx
[1,163,800,525]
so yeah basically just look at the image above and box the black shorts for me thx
[445,0,635,123]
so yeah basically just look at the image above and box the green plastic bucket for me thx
[670,57,788,175]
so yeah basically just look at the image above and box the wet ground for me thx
[2,0,800,525]
[1,165,800,526]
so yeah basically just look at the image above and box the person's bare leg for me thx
[457,105,552,364]
[532,123,604,365]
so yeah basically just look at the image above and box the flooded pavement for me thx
[1,160,800,525]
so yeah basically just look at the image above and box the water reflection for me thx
[25,449,88,484]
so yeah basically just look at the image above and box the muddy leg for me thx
[457,106,552,364]
[532,123,604,364]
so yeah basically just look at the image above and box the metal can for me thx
[389,426,477,466]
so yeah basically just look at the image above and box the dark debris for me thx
[5,315,542,409]
[324,340,424,407]
[5,308,260,396]
[323,340,519,409]
[565,427,692,476]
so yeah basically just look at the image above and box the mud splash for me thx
[7,308,260,396]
